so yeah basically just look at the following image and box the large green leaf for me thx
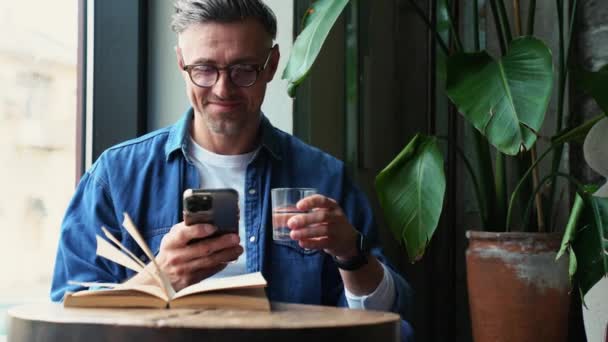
[375,134,446,262]
[446,37,554,155]
[281,0,349,97]
[574,64,608,115]
[559,194,608,297]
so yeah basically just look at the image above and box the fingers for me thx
[178,234,240,262]
[172,263,227,289]
[296,194,339,211]
[297,237,329,250]
[164,223,218,248]
[287,209,338,229]
[161,238,242,288]
[290,224,329,240]
[182,245,244,272]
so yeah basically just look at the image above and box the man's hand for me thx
[286,194,384,296]
[154,222,242,291]
[286,194,358,259]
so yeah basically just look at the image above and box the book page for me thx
[96,236,145,274]
[122,213,176,299]
[68,283,169,302]
[170,288,270,311]
[173,272,267,300]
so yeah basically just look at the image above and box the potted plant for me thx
[282,0,607,341]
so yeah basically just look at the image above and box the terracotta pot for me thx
[466,231,571,342]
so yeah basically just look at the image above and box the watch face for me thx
[358,232,369,254]
[334,232,369,271]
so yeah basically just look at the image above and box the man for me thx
[51,0,413,337]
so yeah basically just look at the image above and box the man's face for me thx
[177,19,278,137]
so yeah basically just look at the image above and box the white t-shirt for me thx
[188,137,259,277]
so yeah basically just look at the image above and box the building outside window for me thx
[0,1,77,336]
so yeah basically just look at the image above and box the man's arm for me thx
[288,193,413,318]
[51,167,124,301]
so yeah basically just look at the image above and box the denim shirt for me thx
[50,109,413,319]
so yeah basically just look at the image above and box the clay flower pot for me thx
[466,231,571,342]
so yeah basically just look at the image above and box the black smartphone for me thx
[182,188,239,238]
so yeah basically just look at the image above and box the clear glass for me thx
[0,1,77,336]
[271,188,317,241]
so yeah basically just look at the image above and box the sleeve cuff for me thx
[344,262,396,311]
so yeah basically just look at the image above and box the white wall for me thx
[260,0,293,133]
[147,0,294,134]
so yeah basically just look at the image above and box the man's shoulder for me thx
[271,126,344,168]
[90,126,173,173]
[108,126,172,153]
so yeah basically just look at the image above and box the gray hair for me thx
[171,0,277,40]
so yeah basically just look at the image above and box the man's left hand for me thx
[287,194,359,259]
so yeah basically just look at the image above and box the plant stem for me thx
[407,0,450,55]
[514,152,534,231]
[489,0,507,55]
[526,0,536,35]
[473,0,480,50]
[506,144,557,230]
[511,0,528,231]
[496,0,513,42]
[556,0,566,133]
[513,0,522,36]
[530,147,546,232]
[446,0,464,52]
[567,0,578,66]
[472,130,496,227]
[455,144,487,227]
[436,134,488,226]
[547,0,568,231]
[495,153,507,231]
[522,172,586,231]
[552,114,605,146]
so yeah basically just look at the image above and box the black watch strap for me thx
[333,232,369,271]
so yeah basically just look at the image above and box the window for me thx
[0,1,77,335]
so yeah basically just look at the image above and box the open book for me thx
[63,213,270,311]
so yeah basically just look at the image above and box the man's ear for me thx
[266,45,280,82]
[175,46,185,70]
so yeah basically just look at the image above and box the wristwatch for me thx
[333,231,369,271]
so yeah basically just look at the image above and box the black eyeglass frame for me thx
[182,45,277,88]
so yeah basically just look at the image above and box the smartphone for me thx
[182,188,239,238]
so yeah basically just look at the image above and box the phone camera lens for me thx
[187,195,212,212]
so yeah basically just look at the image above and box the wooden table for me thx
[7,302,400,342]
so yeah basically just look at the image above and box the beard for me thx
[200,105,261,138]
[202,110,243,136]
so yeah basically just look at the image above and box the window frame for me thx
[77,0,148,179]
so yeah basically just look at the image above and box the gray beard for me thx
[202,111,260,137]
[203,112,242,137]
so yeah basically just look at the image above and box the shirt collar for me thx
[164,108,282,161]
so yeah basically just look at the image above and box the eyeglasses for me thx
[182,46,275,88]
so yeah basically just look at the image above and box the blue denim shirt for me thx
[51,109,413,319]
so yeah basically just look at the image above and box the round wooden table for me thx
[7,302,400,342]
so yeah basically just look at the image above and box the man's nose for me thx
[212,70,235,97]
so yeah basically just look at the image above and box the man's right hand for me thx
[126,222,242,291]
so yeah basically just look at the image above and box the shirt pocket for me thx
[272,238,320,257]
[122,226,171,280]
[142,226,172,259]
[269,238,324,304]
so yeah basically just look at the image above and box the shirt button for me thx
[249,235,256,243]
[248,188,256,195]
